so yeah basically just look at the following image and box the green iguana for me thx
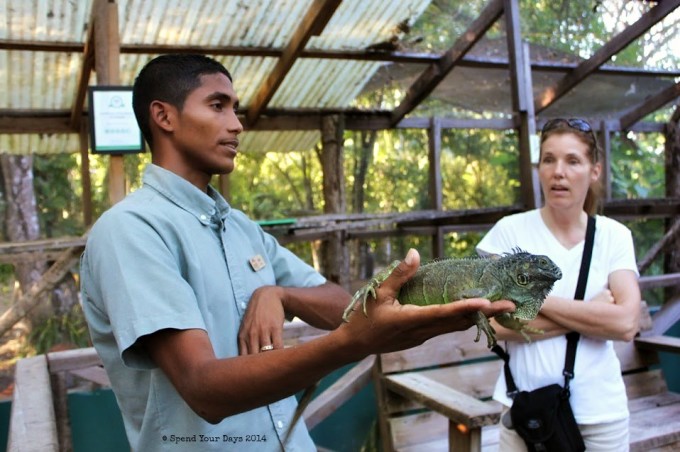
[283,250,561,448]
[343,249,562,348]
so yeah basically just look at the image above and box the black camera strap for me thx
[492,215,596,398]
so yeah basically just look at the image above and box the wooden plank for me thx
[505,0,537,210]
[8,356,59,452]
[629,400,680,451]
[51,372,72,452]
[421,361,502,400]
[383,362,502,415]
[428,117,444,258]
[639,273,680,290]
[615,340,657,373]
[390,0,504,125]
[449,419,482,452]
[649,296,680,336]
[245,0,342,125]
[70,19,94,129]
[535,0,680,112]
[282,321,327,345]
[380,328,496,374]
[628,392,680,414]
[623,369,668,399]
[621,81,680,131]
[0,109,668,134]
[396,424,499,452]
[2,36,680,78]
[46,347,102,373]
[635,335,680,354]
[390,411,448,449]
[385,373,501,428]
[303,355,375,429]
[69,366,111,387]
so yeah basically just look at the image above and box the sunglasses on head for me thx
[542,118,593,134]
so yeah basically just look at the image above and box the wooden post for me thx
[428,117,444,259]
[505,0,536,210]
[79,121,93,226]
[8,355,59,452]
[319,115,349,289]
[93,0,125,205]
[599,120,613,201]
[664,108,680,300]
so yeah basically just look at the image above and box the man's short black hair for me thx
[132,54,232,147]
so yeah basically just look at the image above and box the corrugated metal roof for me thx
[0,0,432,155]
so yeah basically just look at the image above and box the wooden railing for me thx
[7,273,680,451]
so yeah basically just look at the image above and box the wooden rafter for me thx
[620,80,680,130]
[245,0,341,126]
[70,19,95,130]
[535,0,680,113]
[1,110,670,134]
[389,0,504,126]
[3,38,680,79]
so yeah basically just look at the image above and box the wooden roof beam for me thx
[389,0,504,126]
[535,0,680,113]
[70,20,95,130]
[3,39,680,79]
[1,110,669,134]
[245,0,341,126]
[619,80,680,130]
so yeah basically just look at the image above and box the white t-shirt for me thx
[476,209,639,424]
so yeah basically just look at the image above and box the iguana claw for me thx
[342,261,400,322]
[472,311,497,348]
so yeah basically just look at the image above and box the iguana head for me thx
[497,249,562,321]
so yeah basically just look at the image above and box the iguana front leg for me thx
[495,313,544,342]
[461,287,501,348]
[342,260,400,322]
[471,311,498,348]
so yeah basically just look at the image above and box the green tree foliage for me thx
[33,154,83,237]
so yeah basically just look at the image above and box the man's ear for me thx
[149,100,175,133]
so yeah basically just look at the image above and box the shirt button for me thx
[277,421,284,429]
[200,214,207,221]
[240,302,246,309]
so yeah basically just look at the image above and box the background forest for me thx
[0,0,678,356]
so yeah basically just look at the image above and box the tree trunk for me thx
[352,130,376,280]
[319,115,349,290]
[0,155,76,332]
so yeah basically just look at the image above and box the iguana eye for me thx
[517,273,529,285]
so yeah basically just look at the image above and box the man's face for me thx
[171,72,243,180]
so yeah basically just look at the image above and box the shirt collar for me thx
[142,164,231,224]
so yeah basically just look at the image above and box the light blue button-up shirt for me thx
[81,164,325,451]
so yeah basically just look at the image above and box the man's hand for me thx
[238,286,285,355]
[338,249,516,356]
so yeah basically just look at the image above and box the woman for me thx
[477,118,641,451]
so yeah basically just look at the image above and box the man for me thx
[80,54,514,451]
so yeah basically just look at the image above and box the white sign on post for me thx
[88,87,144,154]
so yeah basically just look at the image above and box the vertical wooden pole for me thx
[664,108,680,300]
[79,121,93,226]
[505,0,536,210]
[522,42,541,209]
[428,117,444,259]
[599,120,613,201]
[320,115,349,289]
[94,0,125,205]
